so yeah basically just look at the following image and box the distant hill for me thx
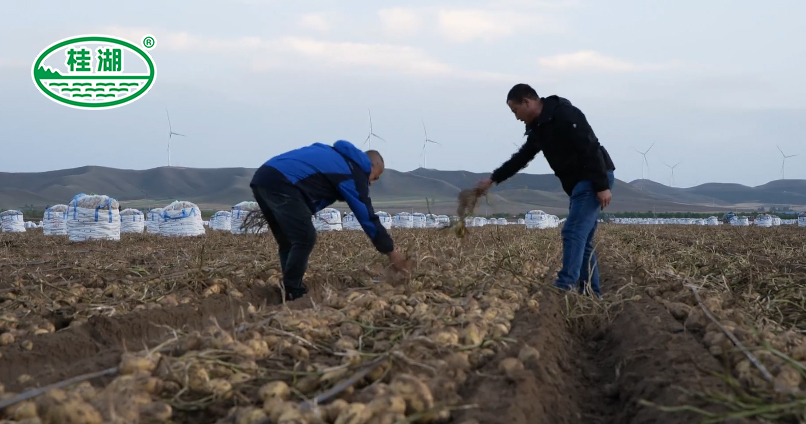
[1,166,804,216]
[629,178,806,208]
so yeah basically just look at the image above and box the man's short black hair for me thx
[507,83,539,103]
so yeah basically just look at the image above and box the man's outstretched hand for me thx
[388,250,409,274]
[476,178,494,194]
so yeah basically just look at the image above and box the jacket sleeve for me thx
[313,199,335,213]
[556,104,610,192]
[336,170,394,254]
[490,136,541,185]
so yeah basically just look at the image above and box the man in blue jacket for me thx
[250,140,408,301]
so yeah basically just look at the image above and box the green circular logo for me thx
[31,34,157,110]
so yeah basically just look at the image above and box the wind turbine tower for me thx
[166,109,186,167]
[635,142,655,180]
[363,109,385,149]
[420,121,441,169]
[664,161,681,187]
[777,146,797,179]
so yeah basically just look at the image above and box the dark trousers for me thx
[251,185,316,297]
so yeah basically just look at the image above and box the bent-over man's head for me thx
[366,150,384,185]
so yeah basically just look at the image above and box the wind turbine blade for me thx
[166,109,172,132]
[777,145,784,155]
[372,133,386,142]
[173,133,186,137]
[645,142,656,154]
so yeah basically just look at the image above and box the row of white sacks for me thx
[305,209,555,231]
[613,215,803,226]
[6,202,806,237]
[0,195,208,241]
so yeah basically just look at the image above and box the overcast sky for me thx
[2,0,805,188]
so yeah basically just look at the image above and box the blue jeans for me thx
[251,185,316,299]
[553,171,615,297]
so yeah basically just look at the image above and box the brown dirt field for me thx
[0,226,804,424]
[453,271,744,424]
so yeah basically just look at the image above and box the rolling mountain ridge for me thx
[1,166,804,215]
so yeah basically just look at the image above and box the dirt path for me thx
[454,268,738,424]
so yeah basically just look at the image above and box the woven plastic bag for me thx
[159,201,205,237]
[66,194,121,242]
[0,210,26,233]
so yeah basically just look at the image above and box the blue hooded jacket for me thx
[251,140,393,254]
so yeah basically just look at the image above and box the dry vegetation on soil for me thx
[0,226,804,424]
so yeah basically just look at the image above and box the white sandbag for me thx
[342,212,362,230]
[43,204,68,235]
[66,194,121,242]
[120,208,145,233]
[412,213,426,228]
[437,215,451,227]
[159,201,205,237]
[799,213,806,227]
[313,208,342,231]
[0,210,25,233]
[754,214,773,227]
[145,208,163,234]
[392,212,413,228]
[525,210,551,229]
[230,201,264,234]
[424,214,440,228]
[210,211,232,231]
[375,211,392,229]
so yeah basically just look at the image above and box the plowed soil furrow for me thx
[455,270,738,424]
[454,291,610,424]
[0,286,288,392]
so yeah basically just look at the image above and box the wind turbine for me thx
[363,109,385,149]
[634,142,655,180]
[664,161,681,187]
[777,146,797,179]
[420,120,441,169]
[166,109,186,167]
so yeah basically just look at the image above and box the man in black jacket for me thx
[476,84,616,298]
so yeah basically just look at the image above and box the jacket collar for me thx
[524,95,561,135]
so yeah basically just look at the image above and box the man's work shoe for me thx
[284,284,308,302]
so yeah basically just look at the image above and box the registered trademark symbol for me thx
[143,36,156,49]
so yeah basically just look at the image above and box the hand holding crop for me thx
[475,178,493,194]
[388,250,409,274]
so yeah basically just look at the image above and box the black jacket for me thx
[490,95,615,195]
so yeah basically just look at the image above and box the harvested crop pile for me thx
[0,224,551,423]
[1,225,804,423]
[600,226,806,422]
